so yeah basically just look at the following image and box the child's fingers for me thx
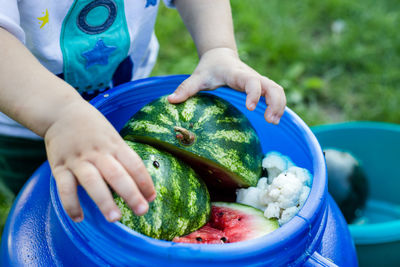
[261,76,286,124]
[96,153,150,216]
[224,69,248,91]
[168,74,203,103]
[53,168,83,222]
[115,144,156,202]
[224,70,261,110]
[73,161,121,222]
[244,77,262,111]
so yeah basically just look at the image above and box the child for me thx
[0,0,286,223]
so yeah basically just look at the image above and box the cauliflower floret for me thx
[262,152,293,183]
[236,151,312,226]
[258,188,274,205]
[280,206,300,224]
[266,172,303,209]
[264,203,281,219]
[287,166,312,187]
[236,187,265,211]
[256,177,269,190]
[268,188,281,200]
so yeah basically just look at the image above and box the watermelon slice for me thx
[173,202,279,244]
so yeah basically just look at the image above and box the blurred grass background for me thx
[152,0,400,125]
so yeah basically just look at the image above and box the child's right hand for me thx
[44,99,156,222]
[0,27,156,223]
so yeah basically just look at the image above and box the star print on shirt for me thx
[37,9,49,28]
[82,39,116,69]
[146,0,157,8]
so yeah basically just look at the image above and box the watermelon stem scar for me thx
[174,126,196,146]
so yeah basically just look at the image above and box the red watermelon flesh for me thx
[173,202,279,244]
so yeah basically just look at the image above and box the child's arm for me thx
[0,27,156,222]
[169,0,286,124]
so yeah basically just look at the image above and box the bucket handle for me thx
[304,251,339,267]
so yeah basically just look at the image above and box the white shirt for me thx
[0,0,173,139]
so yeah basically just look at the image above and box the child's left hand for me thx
[168,47,286,124]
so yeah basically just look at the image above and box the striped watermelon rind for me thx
[121,94,263,188]
[114,141,211,241]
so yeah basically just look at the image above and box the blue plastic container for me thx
[312,122,400,266]
[1,75,357,266]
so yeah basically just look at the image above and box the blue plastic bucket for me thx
[1,75,357,266]
[312,122,400,266]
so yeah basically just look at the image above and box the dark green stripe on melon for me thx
[120,94,263,189]
[114,141,211,241]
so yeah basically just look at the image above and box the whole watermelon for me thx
[114,141,211,241]
[120,94,263,189]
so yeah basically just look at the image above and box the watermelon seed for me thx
[220,237,227,243]
[153,161,160,168]
[196,237,203,242]
[238,218,241,221]
[218,212,224,216]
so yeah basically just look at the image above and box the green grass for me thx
[153,0,400,125]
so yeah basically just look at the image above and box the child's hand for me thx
[168,48,286,125]
[44,100,156,222]
[0,28,156,223]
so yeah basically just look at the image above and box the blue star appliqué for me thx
[145,0,157,8]
[82,39,116,69]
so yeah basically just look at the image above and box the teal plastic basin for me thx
[312,122,400,267]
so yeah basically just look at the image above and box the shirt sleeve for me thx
[0,0,25,43]
[162,0,175,8]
